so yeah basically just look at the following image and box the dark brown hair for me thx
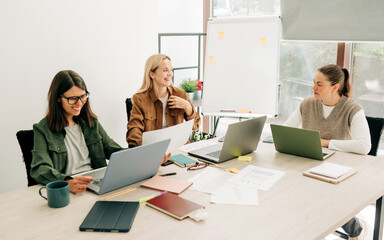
[317,64,351,97]
[46,70,97,132]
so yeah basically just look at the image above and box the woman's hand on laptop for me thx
[162,153,172,164]
[321,138,330,148]
[66,176,94,193]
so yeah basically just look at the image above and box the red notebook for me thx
[146,192,204,220]
[141,175,192,194]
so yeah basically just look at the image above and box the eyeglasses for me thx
[61,92,89,105]
[187,162,208,171]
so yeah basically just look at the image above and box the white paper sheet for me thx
[187,167,233,194]
[142,119,194,154]
[211,182,259,206]
[228,165,285,191]
[178,139,218,153]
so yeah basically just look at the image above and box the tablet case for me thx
[79,201,139,232]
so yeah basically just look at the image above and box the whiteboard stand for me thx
[202,16,281,131]
[204,112,269,137]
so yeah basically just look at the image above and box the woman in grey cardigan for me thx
[285,64,370,239]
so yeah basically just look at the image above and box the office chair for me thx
[16,130,38,186]
[125,98,133,122]
[366,116,384,156]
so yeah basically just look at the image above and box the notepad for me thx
[146,192,204,220]
[141,175,193,194]
[303,162,357,184]
[169,154,197,167]
[79,201,139,232]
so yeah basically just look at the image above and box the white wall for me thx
[0,0,203,193]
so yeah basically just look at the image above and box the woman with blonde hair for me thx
[126,54,200,150]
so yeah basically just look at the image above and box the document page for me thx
[228,165,285,191]
[187,167,233,194]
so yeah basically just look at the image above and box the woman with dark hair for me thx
[31,70,122,193]
[284,64,371,239]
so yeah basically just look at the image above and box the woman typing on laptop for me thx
[126,54,201,157]
[284,64,370,239]
[31,70,122,193]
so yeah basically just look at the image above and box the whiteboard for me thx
[202,17,280,116]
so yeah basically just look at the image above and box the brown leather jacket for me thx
[126,86,201,147]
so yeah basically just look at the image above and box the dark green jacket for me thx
[31,117,122,185]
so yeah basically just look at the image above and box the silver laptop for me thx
[270,124,335,160]
[81,139,171,195]
[188,116,266,163]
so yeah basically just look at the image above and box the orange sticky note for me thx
[209,56,215,63]
[229,168,240,174]
[240,109,251,113]
[218,31,224,39]
[260,37,266,45]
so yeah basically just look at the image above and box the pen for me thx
[160,172,176,176]
[139,191,168,204]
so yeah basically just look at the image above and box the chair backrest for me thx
[16,130,38,186]
[366,116,384,156]
[125,98,133,122]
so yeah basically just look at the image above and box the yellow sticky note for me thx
[260,37,266,45]
[238,156,252,162]
[218,31,224,39]
[209,56,215,63]
[229,168,240,174]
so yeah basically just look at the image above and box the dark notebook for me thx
[80,201,140,232]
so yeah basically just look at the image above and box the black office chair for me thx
[366,116,384,156]
[16,130,38,186]
[125,98,133,122]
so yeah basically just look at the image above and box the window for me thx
[213,0,280,17]
[351,43,384,118]
[278,41,338,120]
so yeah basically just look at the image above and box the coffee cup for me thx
[39,180,70,208]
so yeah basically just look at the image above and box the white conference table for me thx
[1,141,384,240]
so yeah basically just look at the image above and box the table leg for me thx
[374,196,384,240]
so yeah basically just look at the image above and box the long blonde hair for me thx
[137,54,172,93]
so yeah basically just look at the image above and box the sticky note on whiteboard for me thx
[218,31,224,39]
[260,37,266,45]
[209,56,215,63]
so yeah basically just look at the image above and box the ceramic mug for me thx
[39,180,70,208]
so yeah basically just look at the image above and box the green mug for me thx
[39,181,70,208]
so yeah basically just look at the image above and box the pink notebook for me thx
[141,176,192,194]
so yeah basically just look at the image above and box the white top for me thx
[64,124,92,175]
[159,93,169,128]
[284,104,371,155]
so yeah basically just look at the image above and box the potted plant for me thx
[179,78,198,100]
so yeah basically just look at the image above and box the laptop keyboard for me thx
[92,178,104,187]
[207,150,221,158]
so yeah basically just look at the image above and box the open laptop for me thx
[270,124,335,160]
[143,119,194,154]
[188,116,266,163]
[79,139,171,195]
